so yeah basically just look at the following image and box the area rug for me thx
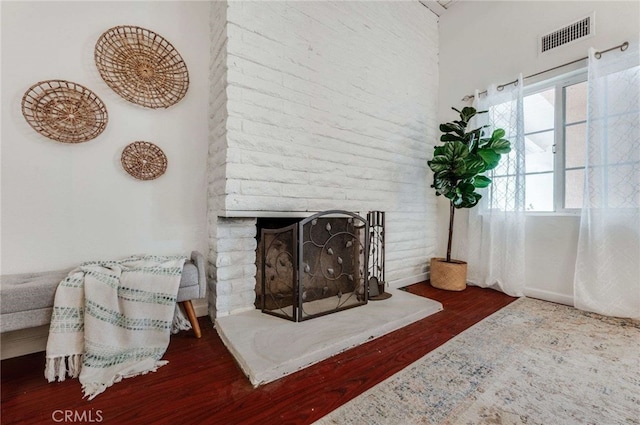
[315,297,640,425]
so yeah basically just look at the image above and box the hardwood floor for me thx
[1,283,515,425]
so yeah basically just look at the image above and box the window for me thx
[522,72,588,212]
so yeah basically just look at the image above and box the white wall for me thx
[1,1,210,274]
[439,1,640,303]
[223,2,438,216]
[208,1,440,316]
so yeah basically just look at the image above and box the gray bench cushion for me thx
[177,262,199,302]
[1,308,53,334]
[1,269,70,315]
[1,252,206,333]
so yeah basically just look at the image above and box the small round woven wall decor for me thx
[121,141,167,180]
[95,25,189,109]
[21,80,108,143]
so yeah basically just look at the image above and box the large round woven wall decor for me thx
[121,141,167,180]
[95,25,189,109]
[21,80,108,143]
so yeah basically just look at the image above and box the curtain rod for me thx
[461,41,630,101]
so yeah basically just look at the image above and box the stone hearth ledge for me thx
[214,288,443,387]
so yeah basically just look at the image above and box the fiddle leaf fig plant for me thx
[428,106,512,262]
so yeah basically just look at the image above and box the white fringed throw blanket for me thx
[45,255,187,400]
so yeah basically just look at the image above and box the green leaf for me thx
[445,191,459,202]
[433,169,452,179]
[451,159,466,176]
[477,137,490,149]
[433,177,454,196]
[473,175,491,188]
[460,107,477,122]
[491,128,506,141]
[454,192,482,209]
[440,133,464,142]
[427,155,450,173]
[465,156,487,174]
[433,145,446,156]
[447,141,470,159]
[487,139,512,154]
[478,149,501,169]
[463,192,482,208]
[433,169,452,183]
[429,163,448,174]
[457,182,476,194]
[464,129,483,148]
[440,123,464,136]
[453,120,468,129]
[429,154,450,164]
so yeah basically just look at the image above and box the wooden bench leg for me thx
[181,300,202,338]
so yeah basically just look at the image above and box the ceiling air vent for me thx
[540,13,595,54]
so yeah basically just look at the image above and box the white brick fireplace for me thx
[207,1,440,319]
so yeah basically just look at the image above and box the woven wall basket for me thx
[21,80,108,143]
[121,141,167,180]
[95,25,189,109]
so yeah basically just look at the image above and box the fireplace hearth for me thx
[255,210,369,322]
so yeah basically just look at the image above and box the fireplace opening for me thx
[255,210,369,322]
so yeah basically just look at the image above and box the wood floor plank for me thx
[0,283,515,425]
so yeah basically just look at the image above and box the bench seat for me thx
[0,251,206,337]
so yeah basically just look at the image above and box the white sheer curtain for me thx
[574,46,640,319]
[464,75,526,297]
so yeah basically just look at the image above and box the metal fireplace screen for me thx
[258,210,369,322]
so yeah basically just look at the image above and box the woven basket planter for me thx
[430,258,467,291]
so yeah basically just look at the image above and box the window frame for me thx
[522,69,588,215]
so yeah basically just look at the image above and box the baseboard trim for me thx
[1,325,48,360]
[388,272,429,290]
[193,298,208,317]
[1,300,210,360]
[524,287,574,306]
